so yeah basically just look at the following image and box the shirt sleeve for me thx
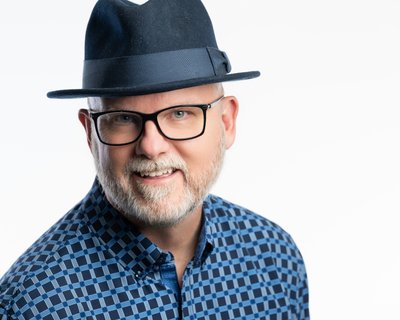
[293,246,310,320]
[297,273,310,319]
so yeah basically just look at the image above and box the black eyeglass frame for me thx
[89,95,225,146]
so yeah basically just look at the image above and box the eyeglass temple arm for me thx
[207,96,225,109]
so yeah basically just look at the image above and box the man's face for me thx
[79,84,238,227]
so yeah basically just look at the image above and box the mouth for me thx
[134,168,177,179]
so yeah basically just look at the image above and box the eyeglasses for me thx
[89,96,224,146]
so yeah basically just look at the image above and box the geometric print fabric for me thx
[0,180,309,319]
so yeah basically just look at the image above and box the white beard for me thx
[92,134,226,228]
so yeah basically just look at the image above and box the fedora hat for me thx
[47,0,260,99]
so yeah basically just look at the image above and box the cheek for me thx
[177,124,225,173]
[98,144,133,174]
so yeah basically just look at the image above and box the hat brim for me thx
[47,71,260,99]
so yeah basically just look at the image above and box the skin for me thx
[78,83,239,286]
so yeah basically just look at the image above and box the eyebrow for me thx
[100,104,123,111]
[99,98,126,111]
[95,101,208,113]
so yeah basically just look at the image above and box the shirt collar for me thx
[193,194,222,265]
[202,194,220,246]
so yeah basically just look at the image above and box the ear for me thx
[220,96,239,149]
[78,109,93,149]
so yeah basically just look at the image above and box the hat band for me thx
[82,47,232,89]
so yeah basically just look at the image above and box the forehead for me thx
[88,84,223,112]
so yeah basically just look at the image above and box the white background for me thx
[1,1,399,318]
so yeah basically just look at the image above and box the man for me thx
[0,0,309,319]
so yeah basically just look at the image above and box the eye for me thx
[112,113,140,124]
[116,114,135,123]
[165,107,197,121]
[101,112,141,128]
[172,110,188,119]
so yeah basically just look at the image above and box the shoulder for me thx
[205,194,298,249]
[204,194,307,278]
[204,195,309,315]
[0,200,89,313]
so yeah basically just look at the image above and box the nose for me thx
[134,120,170,159]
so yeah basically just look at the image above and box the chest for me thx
[14,252,294,320]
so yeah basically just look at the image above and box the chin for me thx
[123,186,199,228]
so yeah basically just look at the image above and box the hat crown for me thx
[85,0,218,60]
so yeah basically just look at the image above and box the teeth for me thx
[138,169,174,178]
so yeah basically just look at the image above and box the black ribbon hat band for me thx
[83,47,231,89]
[47,0,259,99]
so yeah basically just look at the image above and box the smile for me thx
[135,168,176,178]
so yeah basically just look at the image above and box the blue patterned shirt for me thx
[0,180,309,319]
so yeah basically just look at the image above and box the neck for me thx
[133,205,203,286]
[139,206,202,255]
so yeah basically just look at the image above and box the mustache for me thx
[124,155,188,175]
